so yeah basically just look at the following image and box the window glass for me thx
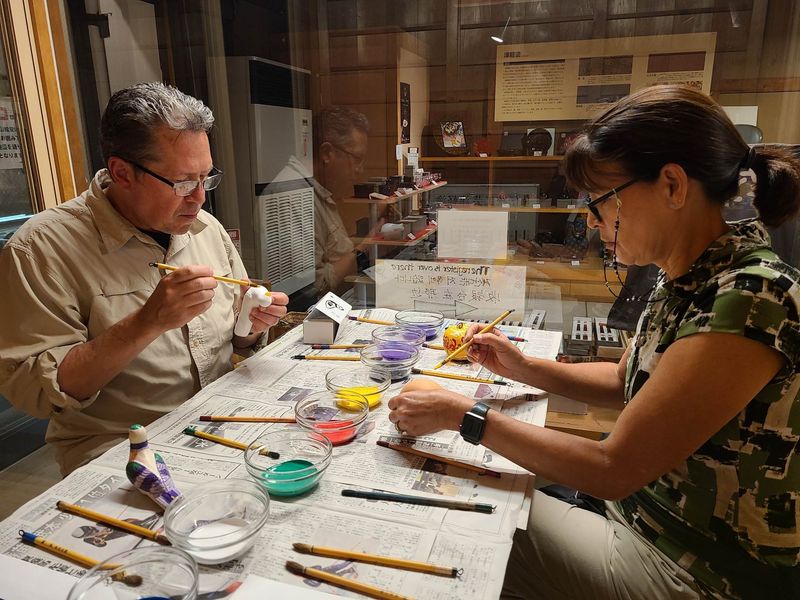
[65,0,800,341]
[0,39,34,247]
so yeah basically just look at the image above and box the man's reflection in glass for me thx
[313,106,371,296]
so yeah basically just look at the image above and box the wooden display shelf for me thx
[342,181,448,204]
[418,157,560,199]
[419,156,562,162]
[351,225,437,247]
[448,204,587,214]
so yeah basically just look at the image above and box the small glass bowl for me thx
[67,546,198,600]
[371,325,425,347]
[294,390,369,445]
[360,342,420,382]
[325,365,391,408]
[395,310,445,340]
[164,478,269,565]
[245,429,332,497]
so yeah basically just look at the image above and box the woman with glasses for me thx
[388,85,800,599]
[0,82,288,475]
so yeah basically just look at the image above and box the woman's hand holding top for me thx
[465,323,527,379]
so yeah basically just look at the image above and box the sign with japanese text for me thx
[375,259,526,321]
[0,97,23,169]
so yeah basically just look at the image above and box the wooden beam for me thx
[327,5,740,38]
[744,0,769,89]
[153,0,176,85]
[46,0,87,191]
[445,0,459,102]
[592,0,608,40]
[29,0,79,201]
[717,76,800,94]
[314,0,331,106]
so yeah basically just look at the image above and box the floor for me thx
[0,444,61,520]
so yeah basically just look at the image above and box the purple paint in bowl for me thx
[360,342,420,382]
[395,311,444,341]
[371,326,425,347]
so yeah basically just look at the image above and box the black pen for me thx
[341,489,496,514]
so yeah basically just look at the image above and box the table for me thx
[546,406,621,440]
[0,309,560,599]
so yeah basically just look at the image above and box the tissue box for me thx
[303,292,352,344]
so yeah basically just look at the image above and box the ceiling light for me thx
[492,16,510,43]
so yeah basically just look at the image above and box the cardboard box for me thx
[302,292,352,344]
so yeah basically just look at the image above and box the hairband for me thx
[740,146,756,171]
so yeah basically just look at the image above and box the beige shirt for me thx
[0,170,247,474]
[313,180,355,295]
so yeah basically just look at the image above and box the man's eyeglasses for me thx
[586,178,637,221]
[328,142,365,170]
[126,159,223,197]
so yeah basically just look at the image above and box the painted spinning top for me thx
[443,322,471,361]
[125,424,181,509]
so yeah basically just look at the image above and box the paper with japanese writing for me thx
[374,259,526,321]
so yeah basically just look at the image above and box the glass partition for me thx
[0,38,34,247]
[63,0,800,351]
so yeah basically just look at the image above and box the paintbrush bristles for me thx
[285,560,305,575]
[114,573,143,587]
[292,542,313,554]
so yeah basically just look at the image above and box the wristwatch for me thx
[459,402,491,445]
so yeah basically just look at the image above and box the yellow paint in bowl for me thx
[336,386,381,408]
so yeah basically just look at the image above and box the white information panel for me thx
[375,259,526,321]
[437,209,508,260]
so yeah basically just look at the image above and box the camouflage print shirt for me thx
[612,219,800,599]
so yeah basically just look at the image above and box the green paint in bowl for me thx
[262,459,318,496]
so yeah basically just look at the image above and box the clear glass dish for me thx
[245,429,332,497]
[371,325,426,347]
[67,546,198,600]
[294,390,369,445]
[325,365,391,408]
[359,342,420,382]
[394,310,445,340]
[163,478,269,565]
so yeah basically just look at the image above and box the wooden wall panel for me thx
[320,0,799,148]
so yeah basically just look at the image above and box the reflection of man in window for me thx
[313,106,370,296]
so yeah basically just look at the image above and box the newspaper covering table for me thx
[0,309,560,599]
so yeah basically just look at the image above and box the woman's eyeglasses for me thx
[586,178,637,221]
[125,159,223,197]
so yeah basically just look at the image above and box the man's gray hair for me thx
[100,82,214,165]
[316,105,370,149]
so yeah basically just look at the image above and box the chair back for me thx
[735,124,763,144]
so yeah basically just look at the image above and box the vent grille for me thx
[259,187,315,286]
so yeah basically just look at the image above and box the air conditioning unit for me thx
[258,184,315,294]
[227,56,314,294]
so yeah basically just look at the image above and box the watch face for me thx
[460,412,485,444]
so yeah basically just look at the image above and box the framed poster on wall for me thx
[494,33,716,122]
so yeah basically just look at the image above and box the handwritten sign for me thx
[437,209,508,259]
[0,97,23,169]
[375,259,526,320]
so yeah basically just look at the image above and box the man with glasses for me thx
[312,105,379,296]
[0,83,288,474]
